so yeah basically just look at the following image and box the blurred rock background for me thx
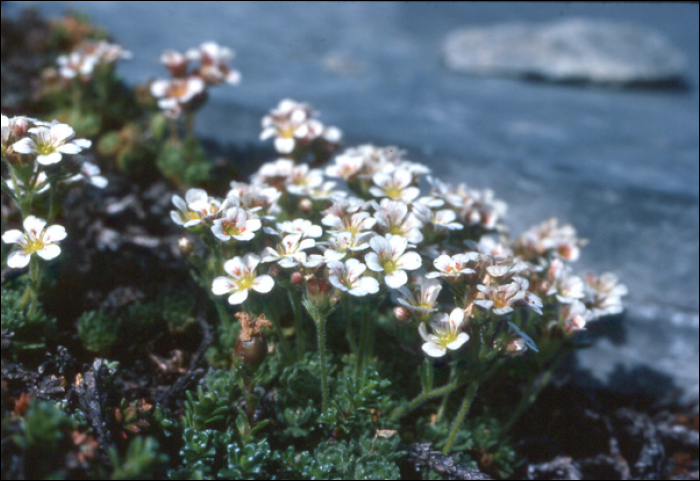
[4,2,698,402]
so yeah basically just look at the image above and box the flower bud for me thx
[504,337,527,356]
[178,237,194,256]
[393,306,412,324]
[291,271,304,286]
[299,198,313,214]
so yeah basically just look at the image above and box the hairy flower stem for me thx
[442,381,479,455]
[390,376,465,420]
[343,296,357,353]
[287,288,305,358]
[355,304,372,379]
[265,309,294,364]
[185,111,196,140]
[503,350,564,434]
[25,256,43,317]
[318,316,330,414]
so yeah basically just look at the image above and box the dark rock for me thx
[443,18,687,85]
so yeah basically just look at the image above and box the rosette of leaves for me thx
[77,310,119,354]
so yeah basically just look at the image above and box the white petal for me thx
[364,253,382,272]
[422,341,446,358]
[353,277,379,296]
[89,176,109,189]
[385,270,408,289]
[10,138,37,154]
[274,137,295,154]
[7,251,31,268]
[212,276,236,295]
[224,258,245,277]
[43,225,67,242]
[37,152,62,165]
[449,308,465,328]
[252,275,274,293]
[23,216,46,235]
[73,139,92,149]
[36,244,61,260]
[2,229,24,244]
[306,225,323,238]
[446,332,469,351]
[228,289,249,305]
[57,143,81,155]
[397,251,422,271]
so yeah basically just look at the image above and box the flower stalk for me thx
[442,380,479,455]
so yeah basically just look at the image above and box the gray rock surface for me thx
[3,2,699,402]
[443,18,687,84]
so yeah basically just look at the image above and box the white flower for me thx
[69,161,108,189]
[212,254,274,305]
[559,300,592,332]
[322,197,375,236]
[189,41,241,86]
[396,277,442,316]
[426,253,478,280]
[276,219,323,239]
[2,216,67,268]
[419,308,469,358]
[465,236,514,257]
[328,259,380,297]
[429,178,507,230]
[260,99,325,154]
[325,152,364,180]
[227,181,281,216]
[6,170,49,195]
[261,233,316,268]
[285,164,324,196]
[474,277,530,316]
[150,77,205,118]
[584,272,627,317]
[413,202,464,232]
[57,51,98,80]
[306,181,343,201]
[369,169,420,203]
[373,199,424,244]
[365,234,422,289]
[170,188,221,228]
[12,122,91,165]
[545,259,585,303]
[211,206,261,242]
[514,218,584,262]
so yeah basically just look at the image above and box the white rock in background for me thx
[443,18,687,84]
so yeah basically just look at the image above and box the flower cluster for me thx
[167,97,626,414]
[56,40,132,81]
[2,115,95,316]
[151,42,240,119]
[260,99,342,156]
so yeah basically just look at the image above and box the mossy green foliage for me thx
[76,292,196,356]
[156,137,212,188]
[1,284,56,356]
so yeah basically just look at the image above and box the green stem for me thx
[442,381,480,455]
[27,256,43,318]
[390,376,465,420]
[355,304,371,379]
[435,367,456,423]
[287,288,305,358]
[265,308,293,364]
[184,111,195,140]
[343,296,357,353]
[503,351,564,433]
[316,314,330,414]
